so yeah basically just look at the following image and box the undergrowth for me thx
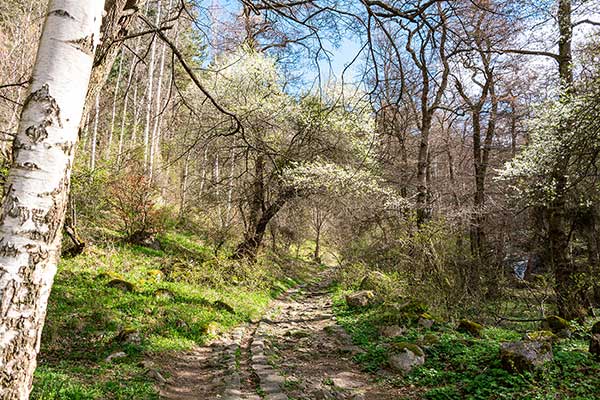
[331,287,600,400]
[31,229,310,399]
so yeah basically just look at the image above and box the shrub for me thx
[107,168,164,243]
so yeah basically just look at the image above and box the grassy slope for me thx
[331,288,600,400]
[31,230,305,399]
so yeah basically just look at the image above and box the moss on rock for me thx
[457,319,483,337]
[524,330,557,342]
[106,278,135,292]
[541,316,571,335]
[391,342,425,357]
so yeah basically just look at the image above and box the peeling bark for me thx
[0,2,104,398]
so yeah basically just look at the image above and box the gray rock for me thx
[359,271,390,292]
[105,351,127,363]
[418,317,435,329]
[500,340,553,372]
[331,372,363,390]
[388,345,425,373]
[116,328,142,345]
[345,291,375,308]
[379,325,406,338]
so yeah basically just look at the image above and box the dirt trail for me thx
[157,273,411,399]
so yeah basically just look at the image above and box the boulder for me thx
[418,316,435,329]
[388,343,425,374]
[345,291,375,308]
[106,278,134,292]
[523,330,557,343]
[359,271,392,293]
[379,325,406,338]
[541,316,571,338]
[589,334,600,359]
[116,328,142,345]
[331,372,363,390]
[457,320,483,337]
[105,351,127,363]
[500,340,553,372]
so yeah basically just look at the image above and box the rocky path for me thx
[157,274,409,399]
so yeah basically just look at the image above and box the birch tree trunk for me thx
[149,0,172,179]
[143,0,161,169]
[0,2,104,398]
[107,46,125,160]
[90,91,100,170]
[118,49,135,166]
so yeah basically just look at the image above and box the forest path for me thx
[157,271,411,400]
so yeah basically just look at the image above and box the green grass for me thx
[331,287,600,400]
[31,231,308,399]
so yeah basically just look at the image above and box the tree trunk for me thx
[416,114,431,225]
[84,0,146,113]
[107,46,125,160]
[143,0,161,169]
[226,146,236,225]
[551,0,581,320]
[0,2,104,398]
[118,49,135,166]
[233,193,291,260]
[149,0,173,179]
[90,91,100,170]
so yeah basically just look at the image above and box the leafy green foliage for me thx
[331,287,600,400]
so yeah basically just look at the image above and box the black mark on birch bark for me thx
[0,240,19,258]
[67,34,95,56]
[18,162,40,171]
[49,9,75,20]
[0,280,18,317]
[21,84,63,150]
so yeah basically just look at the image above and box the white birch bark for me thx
[199,146,208,196]
[117,49,135,166]
[128,1,150,150]
[131,72,140,146]
[90,91,100,170]
[0,2,104,398]
[179,151,190,217]
[81,111,90,149]
[107,46,125,160]
[143,0,162,169]
[149,0,173,179]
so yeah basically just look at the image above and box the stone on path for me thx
[331,372,364,390]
